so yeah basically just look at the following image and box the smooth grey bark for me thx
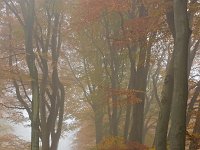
[118,10,137,142]
[128,4,150,143]
[110,49,119,136]
[22,1,40,149]
[47,12,65,150]
[169,0,190,149]
[124,49,136,141]
[103,14,120,136]
[155,9,198,150]
[94,107,103,144]
[129,44,150,143]
[155,4,176,149]
[155,58,174,150]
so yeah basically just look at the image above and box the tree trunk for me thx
[124,47,136,142]
[186,81,200,126]
[103,14,120,136]
[128,3,149,144]
[155,58,174,150]
[129,43,150,143]
[155,4,175,149]
[94,110,103,144]
[169,0,190,149]
[189,100,200,150]
[23,1,40,149]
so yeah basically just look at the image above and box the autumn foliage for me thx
[94,136,148,150]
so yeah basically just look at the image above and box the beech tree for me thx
[169,0,190,149]
[1,0,66,149]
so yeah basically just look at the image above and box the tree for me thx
[18,1,40,149]
[169,0,190,149]
[1,0,66,149]
[155,2,175,149]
